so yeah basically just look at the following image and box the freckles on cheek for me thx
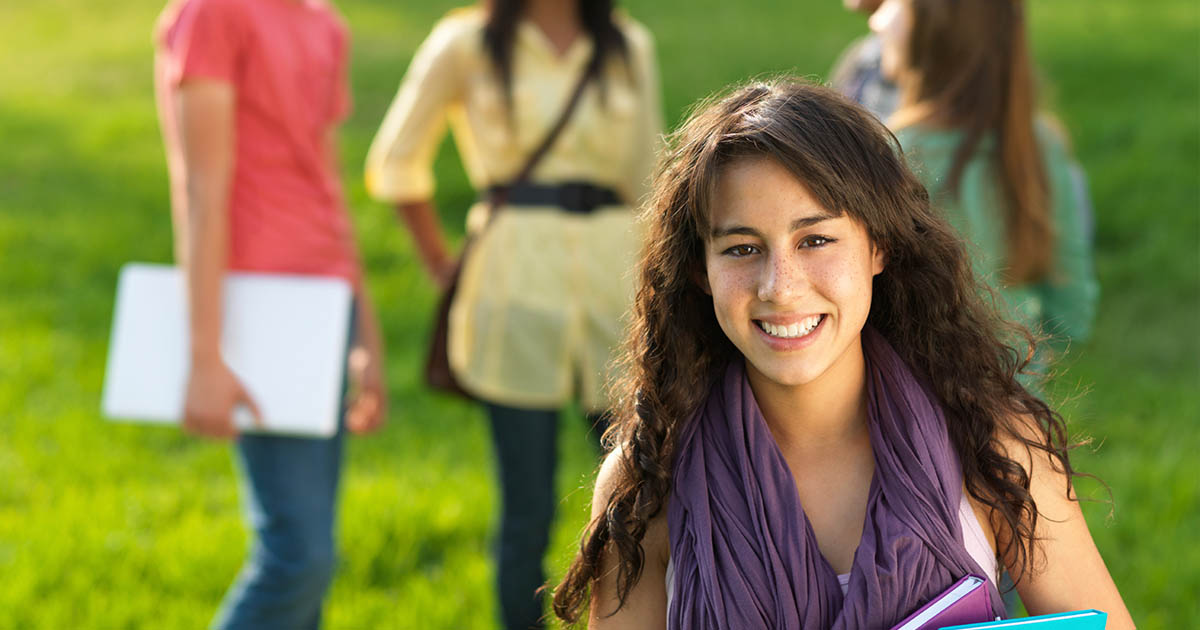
[814,254,873,300]
[711,269,751,301]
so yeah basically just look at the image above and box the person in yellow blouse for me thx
[365,0,662,627]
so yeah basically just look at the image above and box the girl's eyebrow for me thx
[710,212,837,239]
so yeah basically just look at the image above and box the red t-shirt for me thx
[155,0,360,287]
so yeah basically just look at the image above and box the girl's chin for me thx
[746,360,824,389]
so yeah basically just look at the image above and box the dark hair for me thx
[483,0,629,112]
[552,78,1080,623]
[897,0,1052,284]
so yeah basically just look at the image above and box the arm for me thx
[397,200,455,290]
[363,17,464,289]
[345,289,388,433]
[589,449,670,629]
[993,422,1134,627]
[175,79,260,438]
[322,127,390,434]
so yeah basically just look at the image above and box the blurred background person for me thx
[829,0,899,121]
[364,0,661,627]
[831,0,1097,255]
[154,0,387,627]
[870,0,1098,362]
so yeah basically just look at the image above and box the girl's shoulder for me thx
[611,9,656,55]
[990,413,1066,505]
[589,446,671,626]
[893,125,964,191]
[1032,113,1078,168]
[155,0,245,47]
[411,6,486,66]
[594,447,670,565]
[895,124,972,156]
[438,4,486,27]
[426,6,487,46]
[894,115,1074,166]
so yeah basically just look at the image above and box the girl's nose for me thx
[757,251,806,304]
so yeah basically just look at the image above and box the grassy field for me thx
[1,0,1197,627]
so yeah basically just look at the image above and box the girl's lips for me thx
[753,313,827,351]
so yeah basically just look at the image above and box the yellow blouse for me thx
[365,7,663,410]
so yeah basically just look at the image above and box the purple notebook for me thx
[890,574,996,630]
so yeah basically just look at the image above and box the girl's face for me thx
[870,0,911,81]
[702,157,884,390]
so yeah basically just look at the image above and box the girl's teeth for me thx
[759,315,822,338]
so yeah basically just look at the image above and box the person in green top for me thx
[868,0,1098,361]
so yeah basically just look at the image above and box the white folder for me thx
[101,263,353,437]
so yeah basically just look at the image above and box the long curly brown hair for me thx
[551,78,1084,623]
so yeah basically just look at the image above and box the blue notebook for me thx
[940,610,1107,629]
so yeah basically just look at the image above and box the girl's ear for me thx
[694,268,712,295]
[871,243,887,276]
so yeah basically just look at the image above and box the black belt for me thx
[482,181,623,214]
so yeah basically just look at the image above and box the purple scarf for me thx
[667,327,1004,628]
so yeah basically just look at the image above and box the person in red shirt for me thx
[154,0,386,627]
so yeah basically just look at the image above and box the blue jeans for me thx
[211,308,354,630]
[211,425,345,630]
[486,403,609,630]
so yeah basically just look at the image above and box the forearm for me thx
[353,289,384,355]
[184,178,230,363]
[396,200,451,272]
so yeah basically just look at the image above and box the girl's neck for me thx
[523,0,583,55]
[747,336,870,452]
[523,0,581,23]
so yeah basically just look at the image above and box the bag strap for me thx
[484,66,595,215]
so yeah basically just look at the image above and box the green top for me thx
[897,123,1098,350]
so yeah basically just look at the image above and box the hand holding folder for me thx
[102,264,353,437]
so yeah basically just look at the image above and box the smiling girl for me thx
[551,79,1133,628]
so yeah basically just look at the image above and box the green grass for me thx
[1,0,1196,627]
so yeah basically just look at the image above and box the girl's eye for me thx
[800,235,835,248]
[723,244,759,258]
